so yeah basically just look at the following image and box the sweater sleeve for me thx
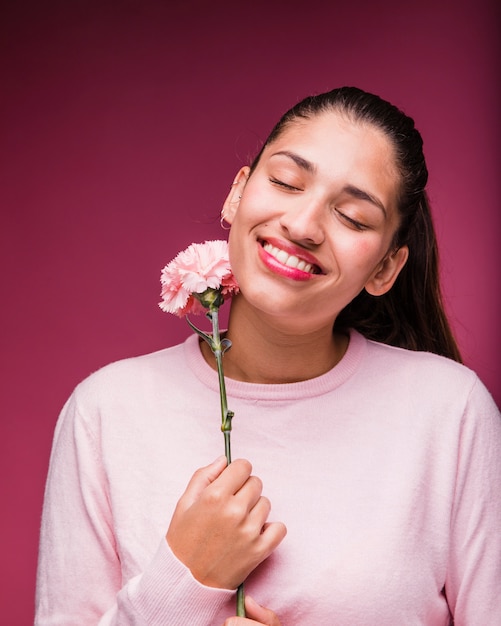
[445,377,501,625]
[35,391,234,625]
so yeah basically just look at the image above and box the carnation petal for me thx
[159,240,238,316]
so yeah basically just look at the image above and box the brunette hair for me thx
[249,86,462,362]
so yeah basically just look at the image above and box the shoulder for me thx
[356,332,497,414]
[71,340,190,406]
[364,335,474,380]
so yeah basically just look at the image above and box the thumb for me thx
[177,455,228,510]
[244,595,281,625]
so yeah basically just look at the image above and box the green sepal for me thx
[185,316,214,349]
[221,338,232,354]
[194,287,224,310]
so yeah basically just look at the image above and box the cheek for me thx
[337,236,384,271]
[227,220,252,286]
[227,230,241,275]
[239,177,276,220]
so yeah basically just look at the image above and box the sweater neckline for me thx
[183,328,366,401]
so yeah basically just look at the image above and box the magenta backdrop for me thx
[1,0,499,621]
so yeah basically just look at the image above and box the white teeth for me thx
[276,249,289,264]
[263,243,314,274]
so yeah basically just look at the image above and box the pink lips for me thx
[258,238,323,281]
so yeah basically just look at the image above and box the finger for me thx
[222,615,278,626]
[246,494,271,528]
[176,455,227,510]
[257,521,288,556]
[233,475,264,513]
[205,458,253,497]
[244,595,282,625]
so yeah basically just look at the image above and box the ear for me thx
[222,166,250,224]
[365,245,409,296]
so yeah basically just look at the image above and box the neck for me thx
[200,298,349,384]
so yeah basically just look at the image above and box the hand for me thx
[166,456,287,590]
[223,595,282,626]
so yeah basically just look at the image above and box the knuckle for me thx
[225,500,245,523]
[234,458,252,474]
[203,484,225,506]
[260,495,271,513]
[191,467,203,481]
[249,475,263,492]
[192,466,208,480]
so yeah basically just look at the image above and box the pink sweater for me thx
[35,330,501,625]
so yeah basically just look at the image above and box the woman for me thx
[35,87,500,625]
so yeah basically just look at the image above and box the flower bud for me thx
[194,287,224,310]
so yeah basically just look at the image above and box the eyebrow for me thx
[271,150,316,174]
[342,184,387,217]
[271,149,387,217]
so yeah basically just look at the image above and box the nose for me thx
[279,198,325,247]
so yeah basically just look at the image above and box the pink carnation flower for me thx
[159,240,239,316]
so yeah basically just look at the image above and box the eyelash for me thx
[335,209,367,231]
[269,177,301,192]
[270,177,368,231]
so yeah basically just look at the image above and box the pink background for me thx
[1,0,499,621]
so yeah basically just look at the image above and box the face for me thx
[224,111,408,335]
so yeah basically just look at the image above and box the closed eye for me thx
[269,177,302,192]
[335,209,368,231]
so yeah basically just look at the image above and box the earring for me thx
[220,210,231,230]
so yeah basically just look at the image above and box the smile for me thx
[261,241,322,275]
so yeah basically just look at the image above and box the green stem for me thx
[236,584,246,617]
[211,309,233,459]
[209,307,245,618]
